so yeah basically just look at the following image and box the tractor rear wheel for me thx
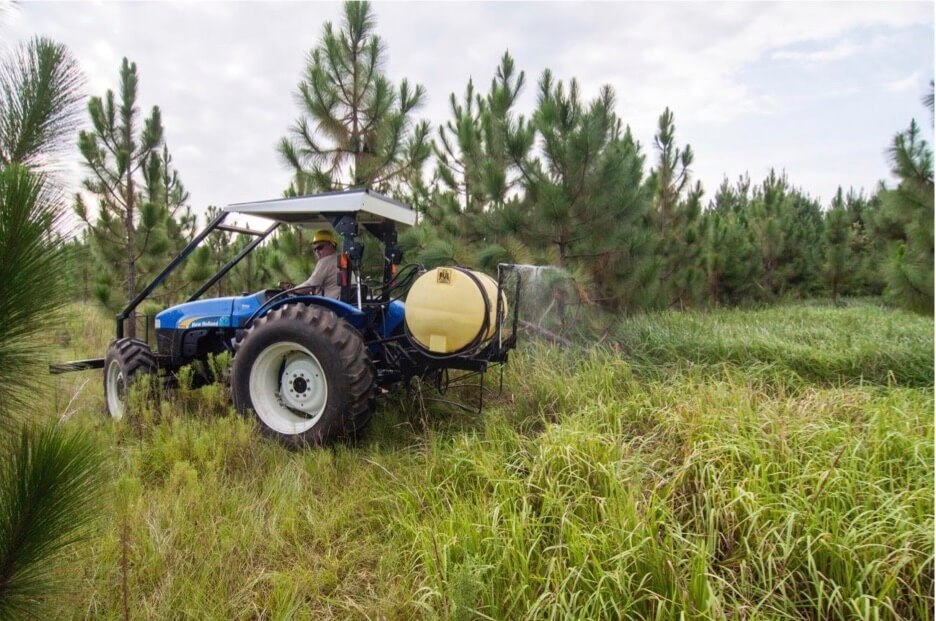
[231,304,375,447]
[104,338,157,420]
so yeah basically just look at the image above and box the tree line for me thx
[62,1,933,320]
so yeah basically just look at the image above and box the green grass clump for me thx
[36,300,934,619]
[611,301,934,387]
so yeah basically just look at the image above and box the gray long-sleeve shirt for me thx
[299,253,340,298]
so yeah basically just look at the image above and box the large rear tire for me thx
[231,304,375,447]
[104,338,157,420]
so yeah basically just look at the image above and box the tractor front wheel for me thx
[104,338,157,420]
[231,304,375,447]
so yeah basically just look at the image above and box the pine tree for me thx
[876,114,934,313]
[702,180,762,306]
[74,58,167,337]
[822,188,852,301]
[0,37,83,171]
[278,0,431,196]
[785,188,824,296]
[478,52,529,212]
[195,205,235,297]
[150,145,195,245]
[61,231,94,301]
[842,189,886,296]
[709,174,752,215]
[433,78,485,225]
[227,232,274,294]
[648,108,704,308]
[420,51,535,270]
[0,35,104,619]
[263,226,315,286]
[747,170,823,299]
[518,72,653,311]
[142,145,200,303]
[0,36,82,411]
[414,78,488,266]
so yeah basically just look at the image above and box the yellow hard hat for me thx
[312,229,337,246]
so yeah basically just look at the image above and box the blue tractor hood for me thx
[155,293,268,330]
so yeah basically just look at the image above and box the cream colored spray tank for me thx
[404,267,508,355]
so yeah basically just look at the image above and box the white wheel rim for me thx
[105,359,126,420]
[248,341,328,435]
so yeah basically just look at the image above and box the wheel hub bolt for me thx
[292,376,308,393]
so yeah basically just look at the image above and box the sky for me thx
[4,1,934,226]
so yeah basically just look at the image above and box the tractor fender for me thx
[252,296,367,330]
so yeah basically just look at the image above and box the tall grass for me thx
[611,301,934,387]
[41,300,934,619]
[381,353,932,619]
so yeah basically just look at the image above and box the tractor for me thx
[53,189,521,447]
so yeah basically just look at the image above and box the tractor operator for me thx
[293,229,341,298]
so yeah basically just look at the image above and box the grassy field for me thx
[38,300,933,620]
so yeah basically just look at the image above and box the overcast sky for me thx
[4,1,934,224]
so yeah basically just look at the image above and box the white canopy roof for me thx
[224,189,415,227]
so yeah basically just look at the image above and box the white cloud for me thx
[175,144,203,160]
[883,71,922,92]
[771,42,862,63]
